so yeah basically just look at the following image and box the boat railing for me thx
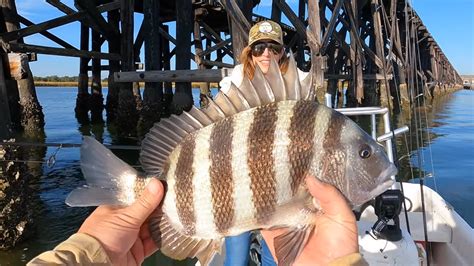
[325,94,409,185]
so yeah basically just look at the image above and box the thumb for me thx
[305,176,353,217]
[126,178,164,224]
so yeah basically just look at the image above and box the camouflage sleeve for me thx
[27,233,111,265]
[329,253,368,266]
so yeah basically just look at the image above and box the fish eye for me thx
[359,145,372,159]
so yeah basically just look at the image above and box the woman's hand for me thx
[78,178,164,265]
[261,176,359,265]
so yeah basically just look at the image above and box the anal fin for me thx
[273,224,315,266]
[150,210,223,265]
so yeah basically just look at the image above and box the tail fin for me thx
[66,136,139,207]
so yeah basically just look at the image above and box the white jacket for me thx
[219,64,309,94]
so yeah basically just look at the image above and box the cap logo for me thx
[258,22,274,33]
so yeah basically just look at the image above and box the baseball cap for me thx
[248,20,283,46]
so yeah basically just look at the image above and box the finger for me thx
[305,176,353,217]
[139,222,158,256]
[142,237,159,257]
[130,239,145,264]
[91,205,121,216]
[139,222,151,239]
[126,179,164,224]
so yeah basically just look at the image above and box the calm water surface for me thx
[410,90,474,223]
[0,87,472,264]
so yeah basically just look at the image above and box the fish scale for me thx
[66,54,397,265]
[209,117,234,234]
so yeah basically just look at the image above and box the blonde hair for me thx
[239,46,289,80]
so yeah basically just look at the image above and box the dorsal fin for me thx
[237,75,262,107]
[140,54,314,177]
[223,83,251,112]
[213,92,238,116]
[283,52,301,100]
[202,97,227,121]
[265,56,286,101]
[250,66,275,105]
[300,67,314,101]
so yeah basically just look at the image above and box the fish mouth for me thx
[352,163,398,205]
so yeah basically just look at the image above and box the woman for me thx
[220,20,308,266]
[220,20,308,93]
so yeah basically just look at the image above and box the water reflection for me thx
[1,88,472,264]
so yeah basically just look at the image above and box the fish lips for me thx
[351,163,398,206]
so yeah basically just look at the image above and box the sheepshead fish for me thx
[66,55,397,265]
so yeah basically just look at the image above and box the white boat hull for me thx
[359,182,474,265]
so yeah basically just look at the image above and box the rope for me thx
[0,141,141,150]
[1,141,141,170]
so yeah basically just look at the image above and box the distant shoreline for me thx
[35,81,108,87]
[34,81,218,88]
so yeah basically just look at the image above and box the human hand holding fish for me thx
[59,55,395,265]
[261,176,359,265]
[70,176,358,266]
[77,178,164,265]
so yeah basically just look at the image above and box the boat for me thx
[337,104,474,265]
[463,81,472,90]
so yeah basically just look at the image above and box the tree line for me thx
[33,75,108,82]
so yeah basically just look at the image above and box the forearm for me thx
[27,233,111,265]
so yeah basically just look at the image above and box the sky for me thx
[15,0,474,76]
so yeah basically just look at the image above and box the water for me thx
[0,87,473,264]
[409,90,474,224]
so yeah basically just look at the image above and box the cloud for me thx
[16,0,49,12]
[16,0,75,19]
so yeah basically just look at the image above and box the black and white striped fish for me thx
[66,55,397,265]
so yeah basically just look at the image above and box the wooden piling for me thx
[194,8,212,108]
[105,9,120,122]
[0,0,44,133]
[90,29,103,123]
[227,0,252,63]
[116,0,138,135]
[75,23,90,123]
[0,54,12,138]
[173,0,194,112]
[138,0,163,134]
[161,24,173,117]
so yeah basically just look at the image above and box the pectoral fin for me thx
[149,210,223,265]
[273,224,315,266]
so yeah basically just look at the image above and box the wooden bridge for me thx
[0,0,463,137]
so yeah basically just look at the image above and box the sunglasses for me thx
[251,42,284,56]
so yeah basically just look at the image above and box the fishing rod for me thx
[406,0,431,264]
